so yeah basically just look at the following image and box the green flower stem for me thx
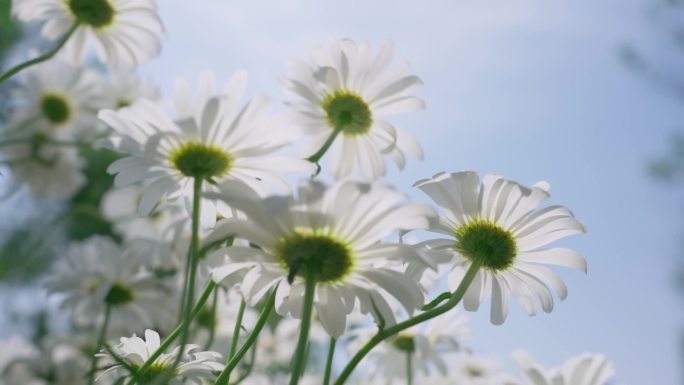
[228,299,246,360]
[0,22,79,85]
[333,262,481,385]
[289,272,317,385]
[323,337,337,385]
[233,339,258,385]
[172,177,204,367]
[125,281,216,385]
[306,126,344,176]
[176,245,193,323]
[202,287,220,351]
[88,304,111,385]
[215,287,278,385]
[406,351,413,385]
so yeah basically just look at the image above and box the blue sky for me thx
[137,1,684,383]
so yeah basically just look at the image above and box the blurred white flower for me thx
[100,184,185,242]
[507,350,616,385]
[208,179,434,337]
[414,171,586,324]
[44,236,175,332]
[283,39,424,180]
[0,142,85,199]
[6,60,106,140]
[1,338,88,385]
[11,0,164,68]
[450,354,502,385]
[98,329,224,385]
[99,71,313,228]
[105,70,160,110]
[356,310,471,382]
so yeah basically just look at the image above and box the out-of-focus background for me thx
[1,0,683,384]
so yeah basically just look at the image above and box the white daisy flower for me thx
[99,71,314,227]
[98,329,224,385]
[44,236,175,332]
[508,350,616,385]
[451,354,503,385]
[2,338,89,385]
[11,0,164,68]
[417,355,502,385]
[106,70,160,109]
[414,171,587,324]
[6,60,106,140]
[283,39,424,180]
[0,142,86,199]
[358,310,471,382]
[100,184,185,242]
[207,179,435,337]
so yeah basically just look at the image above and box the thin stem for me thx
[406,351,413,385]
[306,126,344,176]
[228,299,246,360]
[289,272,317,385]
[88,304,111,385]
[333,262,481,385]
[323,337,337,385]
[232,335,258,385]
[125,281,216,385]
[215,287,278,385]
[202,286,220,351]
[172,177,203,367]
[176,245,193,323]
[0,22,80,84]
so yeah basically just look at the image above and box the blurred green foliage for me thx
[0,0,20,60]
[66,146,120,241]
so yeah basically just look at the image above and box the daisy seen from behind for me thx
[11,0,164,68]
[208,179,435,337]
[414,171,586,325]
[283,39,424,180]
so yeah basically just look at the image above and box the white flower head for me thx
[100,184,186,242]
[0,143,86,199]
[99,71,313,228]
[99,329,224,385]
[44,236,175,331]
[7,60,106,140]
[208,179,435,337]
[414,171,587,324]
[358,310,472,382]
[283,39,424,181]
[11,0,165,68]
[106,70,160,110]
[451,354,502,385]
[509,350,616,385]
[1,337,89,385]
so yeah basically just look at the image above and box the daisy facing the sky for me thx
[282,39,424,180]
[99,71,313,227]
[414,171,587,325]
[208,179,435,337]
[11,0,164,68]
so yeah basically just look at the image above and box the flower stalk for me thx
[215,287,278,385]
[87,303,111,385]
[0,22,79,84]
[289,271,317,385]
[333,262,481,385]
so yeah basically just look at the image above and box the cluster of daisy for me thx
[0,1,619,385]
